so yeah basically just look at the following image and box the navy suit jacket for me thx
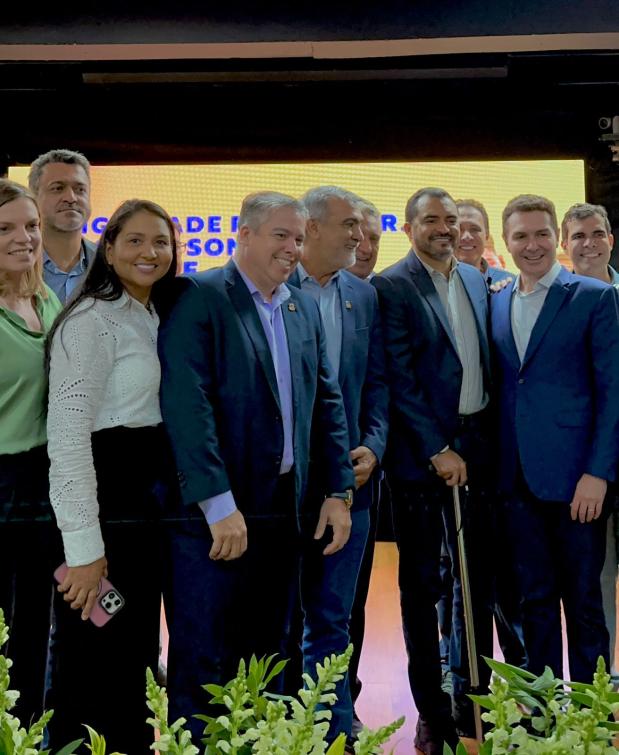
[491,266,619,502]
[372,251,491,481]
[288,268,389,509]
[158,261,354,518]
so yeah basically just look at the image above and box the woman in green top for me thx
[0,178,62,725]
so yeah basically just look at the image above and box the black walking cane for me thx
[452,483,483,742]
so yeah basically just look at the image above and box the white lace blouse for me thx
[47,293,162,566]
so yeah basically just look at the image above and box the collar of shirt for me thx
[233,258,291,309]
[43,241,88,276]
[297,261,341,289]
[479,258,489,274]
[415,251,458,281]
[512,261,562,298]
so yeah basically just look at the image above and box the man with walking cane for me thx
[372,187,495,753]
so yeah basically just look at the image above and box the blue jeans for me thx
[300,506,370,740]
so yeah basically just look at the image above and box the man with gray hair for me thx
[159,190,354,738]
[286,186,388,748]
[348,199,382,281]
[28,149,95,303]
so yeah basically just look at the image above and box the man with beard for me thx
[373,187,494,753]
[28,149,95,303]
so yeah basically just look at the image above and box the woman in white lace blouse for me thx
[46,199,177,754]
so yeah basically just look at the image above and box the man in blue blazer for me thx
[287,187,389,745]
[158,191,355,738]
[491,194,619,682]
[373,187,494,753]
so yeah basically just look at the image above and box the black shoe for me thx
[414,714,459,755]
[452,693,476,739]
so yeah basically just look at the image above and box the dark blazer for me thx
[491,266,619,502]
[288,267,389,509]
[158,260,354,518]
[372,251,491,481]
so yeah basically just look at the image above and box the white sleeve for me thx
[47,305,115,567]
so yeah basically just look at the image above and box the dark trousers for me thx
[504,474,609,681]
[349,472,381,708]
[163,472,299,741]
[391,412,494,718]
[0,445,61,727]
[47,426,169,755]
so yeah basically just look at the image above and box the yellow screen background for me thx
[10,160,584,273]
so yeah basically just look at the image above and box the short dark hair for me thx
[561,202,612,242]
[456,199,490,236]
[502,194,558,235]
[28,149,91,194]
[405,187,455,223]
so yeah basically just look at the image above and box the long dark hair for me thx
[45,198,178,369]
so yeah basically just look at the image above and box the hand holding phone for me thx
[54,560,124,626]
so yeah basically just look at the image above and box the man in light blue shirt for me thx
[491,194,619,683]
[159,191,355,737]
[288,186,389,746]
[561,202,619,684]
[28,149,95,303]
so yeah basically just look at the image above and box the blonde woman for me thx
[0,178,62,723]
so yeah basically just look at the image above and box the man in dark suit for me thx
[287,187,388,745]
[373,187,494,753]
[492,194,619,681]
[158,191,355,738]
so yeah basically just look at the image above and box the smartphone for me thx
[53,562,125,627]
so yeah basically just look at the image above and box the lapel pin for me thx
[287,302,297,312]
[345,300,353,310]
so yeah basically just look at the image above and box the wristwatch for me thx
[329,489,354,510]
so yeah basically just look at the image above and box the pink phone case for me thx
[53,562,125,627]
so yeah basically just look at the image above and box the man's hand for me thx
[209,510,248,561]
[314,497,352,556]
[57,556,108,621]
[570,473,607,523]
[431,449,467,486]
[350,445,378,489]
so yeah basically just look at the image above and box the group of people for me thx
[1,148,618,755]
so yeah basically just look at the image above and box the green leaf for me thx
[468,694,496,711]
[264,659,288,686]
[484,656,537,681]
[54,738,85,755]
[326,733,347,754]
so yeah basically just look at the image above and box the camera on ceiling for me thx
[599,116,619,132]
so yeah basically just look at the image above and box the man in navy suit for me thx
[455,198,513,287]
[373,187,494,753]
[561,202,619,684]
[287,187,389,745]
[453,198,526,669]
[491,194,619,681]
[158,191,355,737]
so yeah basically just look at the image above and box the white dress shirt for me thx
[417,254,487,415]
[511,261,562,363]
[47,293,162,566]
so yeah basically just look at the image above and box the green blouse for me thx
[0,286,62,455]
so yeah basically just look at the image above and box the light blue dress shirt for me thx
[198,261,295,525]
[43,242,90,304]
[511,261,563,363]
[297,262,342,377]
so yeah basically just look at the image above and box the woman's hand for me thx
[57,556,108,620]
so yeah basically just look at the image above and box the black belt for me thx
[456,408,488,429]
